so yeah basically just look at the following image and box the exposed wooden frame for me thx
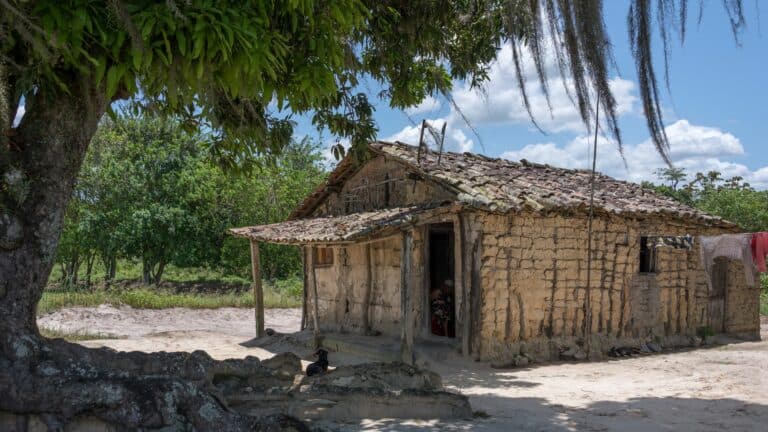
[300,248,308,330]
[306,245,322,347]
[453,213,471,357]
[249,240,265,338]
[400,230,414,364]
[362,243,373,334]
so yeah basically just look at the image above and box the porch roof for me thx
[229,205,450,245]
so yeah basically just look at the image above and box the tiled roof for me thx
[368,142,735,228]
[230,206,448,244]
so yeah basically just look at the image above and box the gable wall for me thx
[311,155,454,217]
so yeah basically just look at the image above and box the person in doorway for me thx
[442,280,455,338]
[430,280,455,337]
[430,286,447,336]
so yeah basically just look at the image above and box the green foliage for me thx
[56,115,326,285]
[644,168,768,232]
[38,284,300,315]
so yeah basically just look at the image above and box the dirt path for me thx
[38,307,768,431]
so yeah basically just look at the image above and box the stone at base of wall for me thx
[484,330,762,365]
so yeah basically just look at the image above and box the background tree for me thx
[645,169,768,233]
[0,0,752,429]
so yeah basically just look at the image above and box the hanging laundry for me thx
[651,234,694,250]
[751,232,768,273]
[699,234,755,288]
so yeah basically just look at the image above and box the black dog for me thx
[306,348,329,376]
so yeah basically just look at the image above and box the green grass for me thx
[39,281,301,315]
[48,259,253,286]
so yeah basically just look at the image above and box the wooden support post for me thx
[454,214,471,357]
[300,247,308,331]
[361,243,373,335]
[400,230,414,365]
[307,246,321,347]
[250,240,264,338]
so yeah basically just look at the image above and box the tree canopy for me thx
[643,168,768,233]
[1,1,750,167]
[57,115,327,286]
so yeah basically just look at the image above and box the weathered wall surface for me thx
[723,258,762,336]
[470,210,760,362]
[310,229,427,338]
[312,155,454,217]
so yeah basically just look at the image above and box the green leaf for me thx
[105,65,119,98]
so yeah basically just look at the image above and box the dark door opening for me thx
[428,224,455,338]
[709,257,728,333]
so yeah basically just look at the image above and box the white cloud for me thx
[13,105,25,127]
[449,43,637,134]
[405,95,442,115]
[388,40,638,155]
[501,120,768,189]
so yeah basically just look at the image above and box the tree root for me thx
[0,333,308,431]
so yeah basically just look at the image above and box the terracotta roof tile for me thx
[371,141,735,228]
[230,206,446,244]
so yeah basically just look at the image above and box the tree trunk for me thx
[65,256,80,289]
[154,260,166,286]
[85,253,95,289]
[142,258,153,285]
[106,254,116,282]
[0,80,306,430]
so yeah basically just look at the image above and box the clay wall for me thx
[470,210,759,362]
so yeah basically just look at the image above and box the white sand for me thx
[38,307,768,431]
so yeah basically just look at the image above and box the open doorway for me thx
[428,223,456,338]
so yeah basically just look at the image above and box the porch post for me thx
[400,230,414,365]
[306,246,322,347]
[361,243,373,335]
[250,240,265,338]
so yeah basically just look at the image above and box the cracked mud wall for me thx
[311,228,426,338]
[473,211,760,362]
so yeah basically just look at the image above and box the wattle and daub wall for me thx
[469,211,759,362]
[306,155,760,361]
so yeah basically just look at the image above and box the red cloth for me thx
[751,232,768,273]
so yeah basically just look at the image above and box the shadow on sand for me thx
[319,396,768,432]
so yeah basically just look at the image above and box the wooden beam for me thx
[400,230,414,365]
[300,247,308,331]
[307,246,321,347]
[453,214,470,357]
[250,240,265,338]
[362,243,373,335]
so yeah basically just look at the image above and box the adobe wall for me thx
[311,155,454,217]
[309,228,427,338]
[470,210,760,363]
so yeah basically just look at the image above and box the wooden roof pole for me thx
[584,96,600,359]
[250,240,265,338]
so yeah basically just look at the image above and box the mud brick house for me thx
[230,141,760,363]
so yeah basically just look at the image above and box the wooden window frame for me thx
[314,247,334,267]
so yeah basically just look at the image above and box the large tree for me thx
[0,0,749,429]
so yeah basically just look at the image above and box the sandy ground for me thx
[38,307,768,431]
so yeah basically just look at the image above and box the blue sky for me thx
[295,2,768,188]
